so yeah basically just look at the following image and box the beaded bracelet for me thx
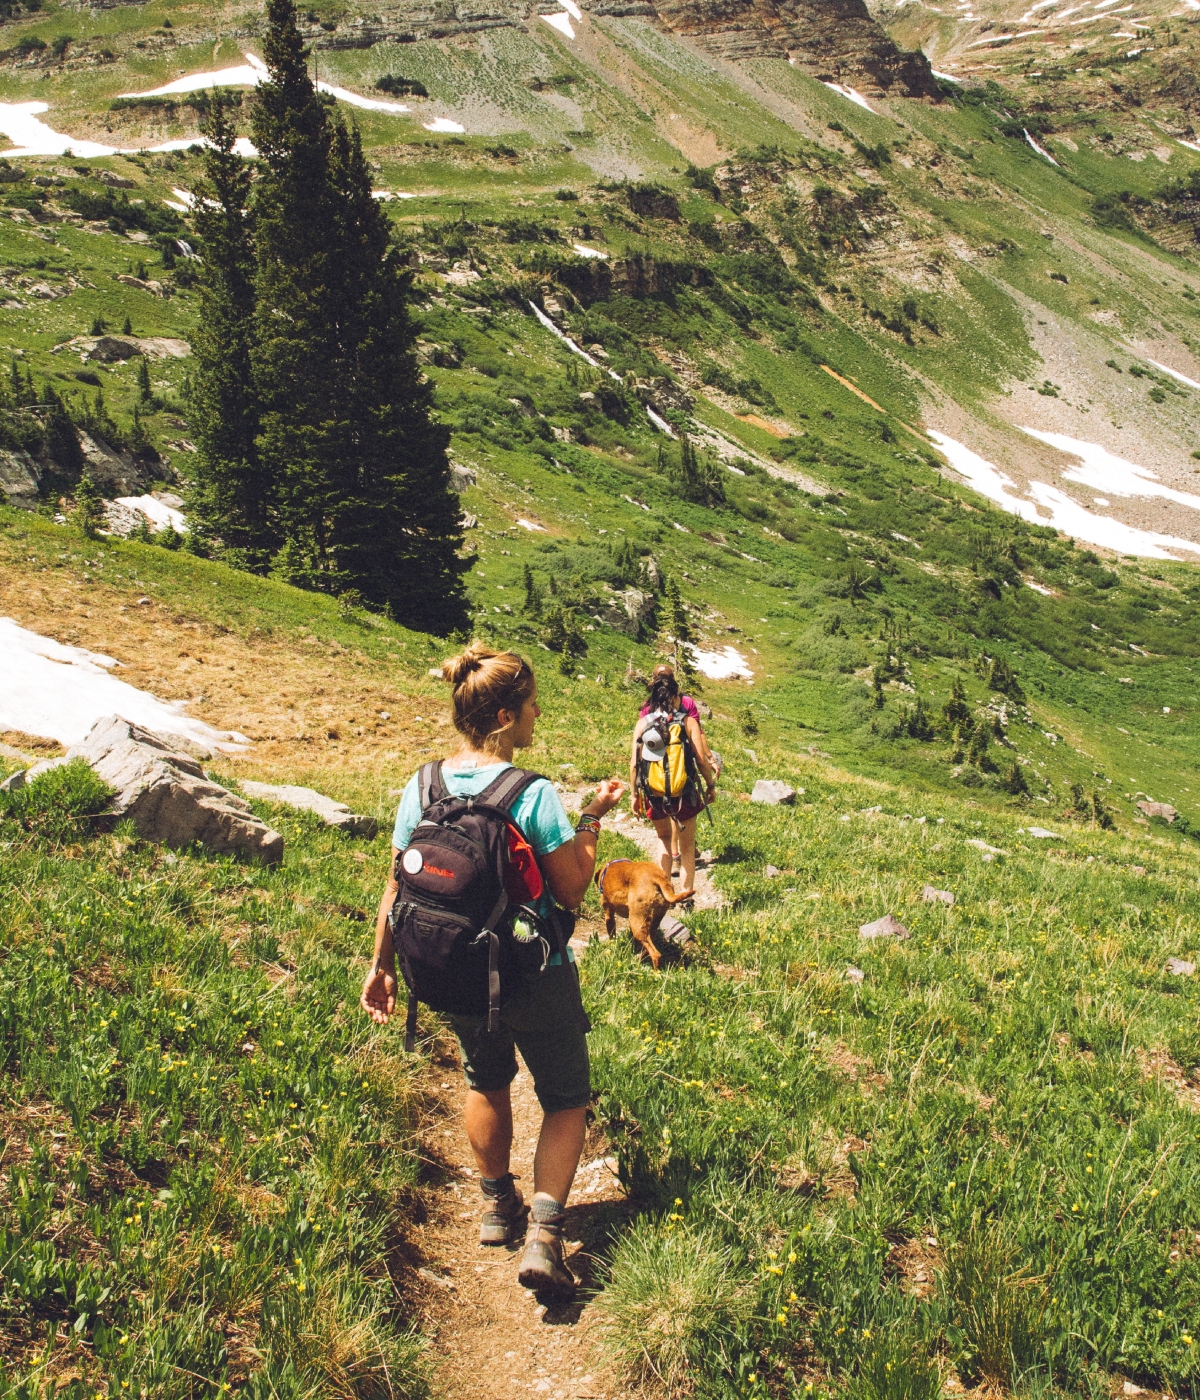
[576,813,602,836]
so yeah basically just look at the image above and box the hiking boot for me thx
[480,1175,528,1247]
[518,1199,576,1300]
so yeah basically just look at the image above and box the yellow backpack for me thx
[639,709,696,805]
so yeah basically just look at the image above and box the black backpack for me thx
[389,762,576,1052]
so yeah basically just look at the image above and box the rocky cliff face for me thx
[626,0,939,95]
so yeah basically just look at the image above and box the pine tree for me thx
[523,562,543,617]
[659,576,697,684]
[189,94,272,570]
[74,467,104,539]
[136,356,152,404]
[320,119,467,630]
[942,675,970,731]
[121,316,132,335]
[40,384,83,480]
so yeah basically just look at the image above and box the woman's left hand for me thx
[361,965,397,1024]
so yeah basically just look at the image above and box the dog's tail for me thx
[653,874,694,903]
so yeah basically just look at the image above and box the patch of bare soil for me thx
[410,1059,628,1400]
[1137,1047,1200,1112]
[0,563,434,775]
[884,1236,942,1300]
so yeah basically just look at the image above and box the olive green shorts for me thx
[446,961,591,1114]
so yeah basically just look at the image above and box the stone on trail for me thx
[859,913,910,940]
[68,715,283,864]
[1166,957,1196,977]
[240,781,378,838]
[1137,801,1177,823]
[751,779,796,805]
[922,885,954,906]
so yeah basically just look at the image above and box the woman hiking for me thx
[629,664,718,898]
[361,643,625,1299]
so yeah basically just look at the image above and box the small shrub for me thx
[1,759,112,844]
[850,1325,941,1400]
[375,74,428,97]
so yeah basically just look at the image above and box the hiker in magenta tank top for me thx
[629,664,719,898]
[361,643,626,1300]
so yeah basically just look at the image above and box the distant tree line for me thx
[188,0,467,634]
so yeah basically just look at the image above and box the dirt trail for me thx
[411,929,629,1400]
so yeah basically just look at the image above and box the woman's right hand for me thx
[361,965,397,1024]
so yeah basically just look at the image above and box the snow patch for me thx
[516,518,547,531]
[646,406,677,438]
[1024,128,1059,164]
[114,495,187,533]
[1025,578,1055,595]
[424,117,466,133]
[558,0,583,17]
[0,101,122,159]
[572,243,607,258]
[119,62,265,98]
[319,84,408,114]
[689,644,753,681]
[1177,138,1200,152]
[528,301,624,383]
[1148,358,1200,391]
[0,617,248,750]
[822,82,875,112]
[542,11,576,38]
[1019,427,1200,514]
[931,69,963,81]
[929,428,1200,560]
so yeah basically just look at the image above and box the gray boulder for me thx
[1166,957,1195,977]
[597,587,655,637]
[0,448,43,509]
[751,779,796,805]
[0,769,26,792]
[67,716,283,864]
[240,781,378,838]
[1137,801,1177,823]
[859,913,910,940]
[922,885,954,906]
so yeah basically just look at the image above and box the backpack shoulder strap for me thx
[477,765,545,816]
[418,760,446,812]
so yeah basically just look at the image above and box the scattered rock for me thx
[240,781,378,837]
[751,779,796,805]
[67,716,283,864]
[115,274,168,296]
[1137,800,1177,823]
[0,769,26,791]
[98,169,136,188]
[0,447,43,509]
[859,913,910,940]
[417,1267,456,1292]
[845,965,865,983]
[1166,958,1196,977]
[1130,865,1146,876]
[1025,826,1058,839]
[450,463,477,491]
[966,838,1007,859]
[922,885,954,906]
[764,864,781,878]
[1122,1384,1146,1397]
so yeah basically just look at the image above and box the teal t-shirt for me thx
[392,761,577,960]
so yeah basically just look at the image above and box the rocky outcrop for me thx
[0,449,44,509]
[609,0,938,96]
[66,716,283,864]
[240,781,379,838]
[751,778,796,804]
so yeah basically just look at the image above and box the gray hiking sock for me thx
[481,1172,516,1199]
[530,1196,566,1225]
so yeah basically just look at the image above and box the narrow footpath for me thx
[407,811,717,1398]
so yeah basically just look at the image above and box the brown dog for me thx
[596,859,691,970]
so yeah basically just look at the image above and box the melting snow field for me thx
[690,645,754,681]
[0,51,441,159]
[822,83,876,113]
[0,617,247,750]
[928,428,1200,560]
[114,495,188,532]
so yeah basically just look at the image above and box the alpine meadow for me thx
[2,0,1200,1392]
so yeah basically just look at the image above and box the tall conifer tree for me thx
[189,97,271,568]
[322,120,467,630]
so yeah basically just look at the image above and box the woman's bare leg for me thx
[651,816,674,879]
[677,817,697,895]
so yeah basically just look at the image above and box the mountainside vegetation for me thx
[1,0,1200,1393]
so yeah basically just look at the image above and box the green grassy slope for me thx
[2,2,1200,1394]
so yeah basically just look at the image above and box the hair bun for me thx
[442,642,498,689]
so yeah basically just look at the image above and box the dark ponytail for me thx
[646,664,680,715]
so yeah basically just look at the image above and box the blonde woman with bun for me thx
[361,642,625,1299]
